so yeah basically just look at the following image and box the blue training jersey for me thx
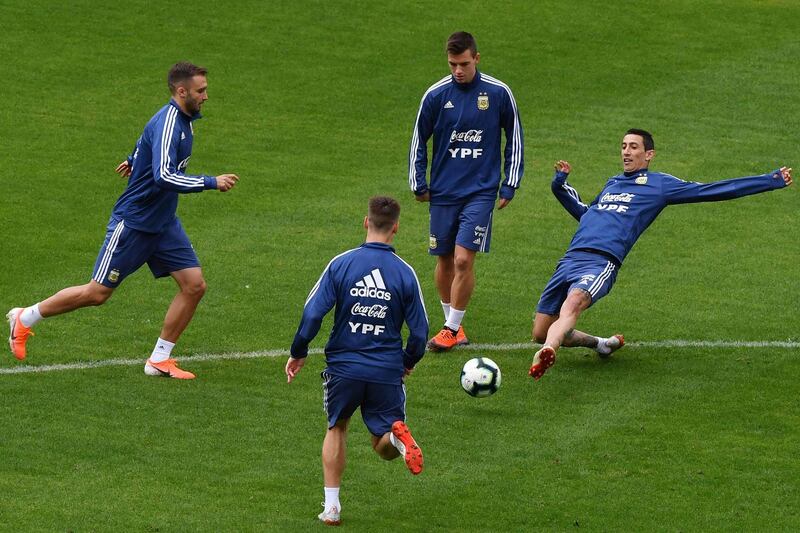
[552,168,788,264]
[408,71,524,205]
[110,100,218,233]
[290,242,429,385]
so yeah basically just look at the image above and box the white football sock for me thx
[389,431,406,455]
[445,308,465,331]
[595,337,611,355]
[324,486,340,512]
[149,338,175,363]
[440,301,451,322]
[19,304,43,328]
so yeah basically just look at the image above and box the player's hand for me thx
[216,173,239,192]
[403,367,413,377]
[415,192,430,203]
[498,197,511,209]
[554,160,571,174]
[115,160,132,178]
[285,357,306,383]
[779,166,793,186]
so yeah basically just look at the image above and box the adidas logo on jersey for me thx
[350,269,392,301]
[444,100,454,109]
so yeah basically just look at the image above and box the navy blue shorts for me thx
[536,250,619,315]
[321,371,406,436]
[91,218,200,288]
[429,197,495,255]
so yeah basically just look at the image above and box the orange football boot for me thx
[144,358,196,379]
[455,325,469,346]
[7,308,34,360]
[427,327,458,352]
[391,421,424,475]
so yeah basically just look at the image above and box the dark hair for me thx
[446,31,477,56]
[626,128,655,151]
[168,62,208,94]
[368,196,401,232]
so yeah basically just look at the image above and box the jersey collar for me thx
[452,70,481,91]
[169,99,203,120]
[623,167,648,178]
[361,242,396,253]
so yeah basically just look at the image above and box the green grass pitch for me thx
[1,0,798,530]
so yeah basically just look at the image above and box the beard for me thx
[184,96,201,115]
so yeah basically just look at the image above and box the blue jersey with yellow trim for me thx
[552,168,788,264]
[408,71,524,205]
[110,100,217,233]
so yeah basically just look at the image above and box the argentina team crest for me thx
[635,174,648,185]
[108,269,120,283]
[429,235,437,249]
[477,92,489,111]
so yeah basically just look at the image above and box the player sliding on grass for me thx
[286,196,428,527]
[529,128,793,380]
[7,62,239,379]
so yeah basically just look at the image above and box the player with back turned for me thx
[7,62,239,379]
[409,31,524,352]
[528,128,793,380]
[286,196,429,527]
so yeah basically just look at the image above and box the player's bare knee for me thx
[532,313,556,344]
[561,290,591,317]
[453,254,473,273]
[84,284,112,306]
[183,278,207,299]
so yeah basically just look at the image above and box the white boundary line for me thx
[1,340,797,376]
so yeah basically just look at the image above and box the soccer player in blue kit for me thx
[409,31,524,352]
[7,62,239,379]
[528,128,793,380]
[286,196,429,526]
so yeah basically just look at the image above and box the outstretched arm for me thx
[551,160,590,221]
[150,110,222,193]
[664,167,792,204]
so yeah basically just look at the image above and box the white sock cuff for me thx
[440,301,451,321]
[390,431,405,454]
[324,486,340,511]
[445,308,465,331]
[20,304,44,328]
[150,338,176,363]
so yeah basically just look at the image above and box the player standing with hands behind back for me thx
[409,31,524,352]
[7,62,239,379]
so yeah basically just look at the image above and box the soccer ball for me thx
[460,357,501,397]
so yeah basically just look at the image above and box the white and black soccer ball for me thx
[460,357,501,397]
